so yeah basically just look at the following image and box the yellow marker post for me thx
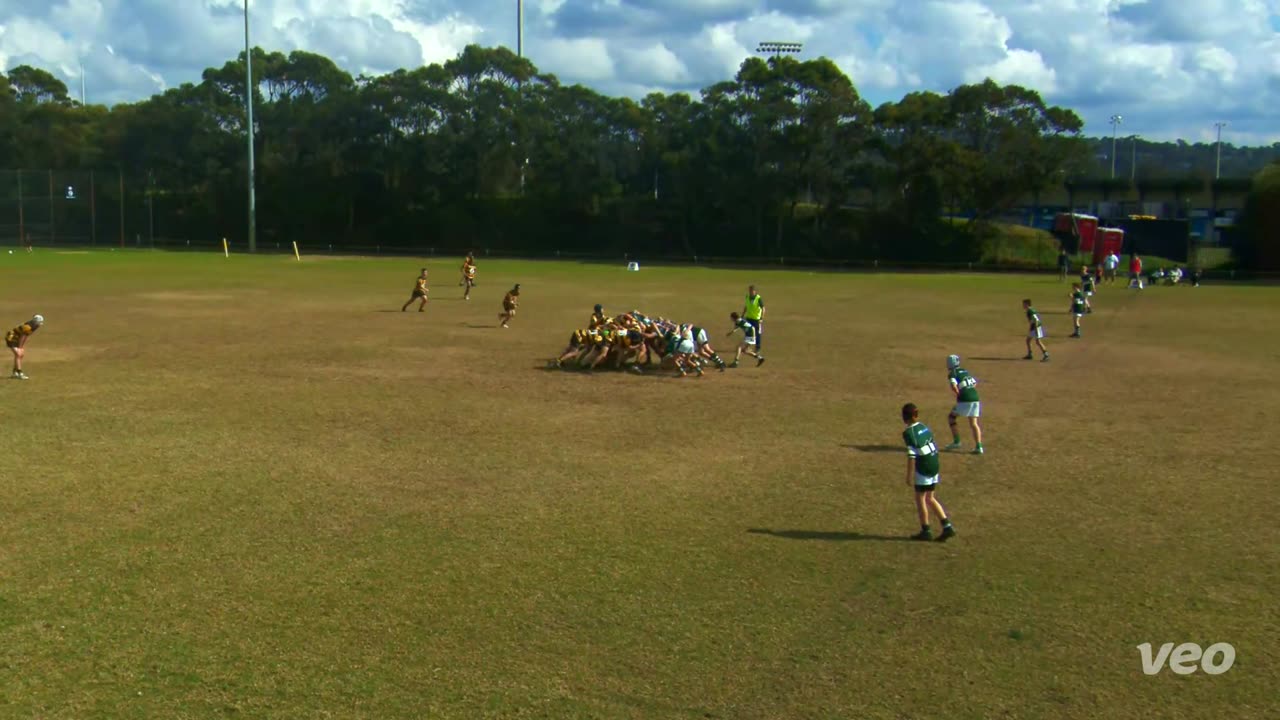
[292,241,301,262]
[222,238,229,258]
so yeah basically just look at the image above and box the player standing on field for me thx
[1023,299,1049,362]
[742,285,765,352]
[901,403,956,542]
[944,355,983,454]
[1070,283,1086,338]
[1104,251,1120,283]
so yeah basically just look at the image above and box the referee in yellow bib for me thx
[742,285,765,351]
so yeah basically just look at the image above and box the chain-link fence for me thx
[0,169,171,248]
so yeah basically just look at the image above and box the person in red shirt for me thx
[1128,254,1144,290]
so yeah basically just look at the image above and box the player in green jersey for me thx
[943,355,984,454]
[1069,283,1086,338]
[1079,266,1096,313]
[901,403,955,542]
[1022,299,1049,362]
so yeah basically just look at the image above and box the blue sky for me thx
[1,0,1277,143]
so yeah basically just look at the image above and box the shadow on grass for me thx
[533,363,706,380]
[970,356,1025,362]
[747,528,912,543]
[464,323,500,329]
[842,444,901,453]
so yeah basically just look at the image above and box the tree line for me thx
[0,46,1272,264]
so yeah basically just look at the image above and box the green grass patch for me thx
[0,249,1275,718]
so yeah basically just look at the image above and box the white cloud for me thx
[0,0,1276,142]
[617,43,689,85]
[967,49,1058,93]
[539,37,615,81]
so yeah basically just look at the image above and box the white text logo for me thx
[1137,642,1235,675]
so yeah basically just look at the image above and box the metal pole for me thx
[245,0,257,252]
[517,0,523,57]
[1110,125,1117,178]
[1214,122,1226,179]
[48,169,55,244]
[80,61,86,105]
[1130,137,1136,183]
[16,171,23,245]
[148,171,154,247]
[118,168,125,248]
[90,170,97,246]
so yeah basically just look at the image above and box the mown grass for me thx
[0,250,1276,719]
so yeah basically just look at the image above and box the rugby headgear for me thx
[30,315,43,327]
[946,354,961,370]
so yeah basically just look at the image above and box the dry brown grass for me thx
[0,252,1276,719]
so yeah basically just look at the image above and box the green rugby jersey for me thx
[949,368,979,403]
[903,422,940,477]
[1071,290,1086,313]
[1026,306,1042,330]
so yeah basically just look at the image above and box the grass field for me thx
[1,251,1277,719]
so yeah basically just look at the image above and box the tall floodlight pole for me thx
[245,0,257,253]
[1213,121,1227,179]
[517,0,524,57]
[1109,114,1123,179]
[79,60,86,105]
[1130,136,1137,182]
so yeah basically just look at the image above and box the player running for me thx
[1022,299,1049,362]
[6,314,43,380]
[462,254,477,300]
[902,403,956,542]
[1070,283,1087,338]
[727,312,765,367]
[401,268,429,312]
[499,284,520,328]
[1080,266,1096,313]
[742,285,766,351]
[943,355,984,454]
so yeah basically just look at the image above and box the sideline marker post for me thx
[222,238,229,258]
[292,241,301,261]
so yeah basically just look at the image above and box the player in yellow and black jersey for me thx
[6,315,43,380]
[401,268,430,312]
[462,253,477,300]
[499,284,520,328]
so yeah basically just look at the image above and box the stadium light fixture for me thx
[756,42,803,57]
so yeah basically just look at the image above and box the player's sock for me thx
[952,434,961,444]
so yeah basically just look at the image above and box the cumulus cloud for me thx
[0,0,1277,142]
